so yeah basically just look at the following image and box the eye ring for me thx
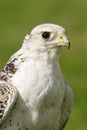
[42,32,50,39]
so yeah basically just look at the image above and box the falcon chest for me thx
[12,51,65,129]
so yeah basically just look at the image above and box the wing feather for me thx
[59,82,74,130]
[0,80,18,125]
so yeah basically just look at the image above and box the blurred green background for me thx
[0,0,87,130]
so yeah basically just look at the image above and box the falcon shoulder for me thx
[0,48,24,125]
[0,80,18,125]
[0,48,24,81]
[59,82,74,130]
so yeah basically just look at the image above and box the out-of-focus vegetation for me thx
[0,0,87,130]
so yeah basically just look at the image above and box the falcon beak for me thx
[55,34,70,49]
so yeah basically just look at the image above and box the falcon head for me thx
[23,24,70,51]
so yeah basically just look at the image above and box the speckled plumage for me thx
[0,80,17,125]
[0,23,74,130]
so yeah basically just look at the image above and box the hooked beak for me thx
[54,34,70,49]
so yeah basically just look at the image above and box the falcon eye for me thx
[42,32,50,39]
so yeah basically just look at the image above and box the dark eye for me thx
[42,32,50,39]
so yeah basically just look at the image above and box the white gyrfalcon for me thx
[0,23,74,130]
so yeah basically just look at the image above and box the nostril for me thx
[59,36,63,39]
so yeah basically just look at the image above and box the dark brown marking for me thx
[0,114,3,118]
[5,58,17,74]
